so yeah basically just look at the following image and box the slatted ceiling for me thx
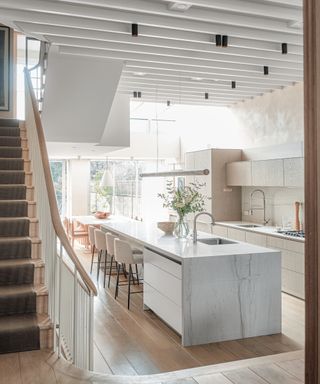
[0,0,303,106]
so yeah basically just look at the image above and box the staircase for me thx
[0,118,52,354]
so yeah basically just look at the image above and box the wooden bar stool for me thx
[88,225,97,274]
[94,229,107,283]
[114,238,143,309]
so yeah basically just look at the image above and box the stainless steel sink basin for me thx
[198,238,236,245]
[235,224,262,228]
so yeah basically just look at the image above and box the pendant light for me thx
[100,158,114,187]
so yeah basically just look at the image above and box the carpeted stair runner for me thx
[0,158,24,170]
[0,170,25,184]
[0,185,26,200]
[0,119,40,354]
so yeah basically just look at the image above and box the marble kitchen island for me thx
[102,219,281,347]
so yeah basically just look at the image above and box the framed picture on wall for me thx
[0,26,10,111]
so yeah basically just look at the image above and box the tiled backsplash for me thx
[242,186,304,229]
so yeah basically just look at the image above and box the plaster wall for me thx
[42,47,123,143]
[231,82,303,148]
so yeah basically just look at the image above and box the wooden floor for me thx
[0,348,304,383]
[76,247,305,376]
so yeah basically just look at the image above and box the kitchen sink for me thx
[198,238,236,245]
[235,224,262,228]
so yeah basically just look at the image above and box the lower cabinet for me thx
[214,224,305,299]
[143,248,182,334]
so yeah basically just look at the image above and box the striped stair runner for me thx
[0,119,40,354]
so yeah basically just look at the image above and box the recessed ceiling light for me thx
[168,2,192,12]
[133,72,146,76]
[190,77,203,81]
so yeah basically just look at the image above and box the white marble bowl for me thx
[157,221,175,235]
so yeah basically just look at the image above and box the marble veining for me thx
[102,218,281,347]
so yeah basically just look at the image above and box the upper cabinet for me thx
[284,158,304,187]
[226,161,252,186]
[252,159,284,187]
[227,158,304,187]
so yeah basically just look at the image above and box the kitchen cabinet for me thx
[211,224,305,299]
[226,161,252,186]
[284,157,304,187]
[185,149,242,221]
[144,248,182,333]
[252,159,284,187]
[226,157,304,187]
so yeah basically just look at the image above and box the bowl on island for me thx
[94,211,111,219]
[157,221,175,235]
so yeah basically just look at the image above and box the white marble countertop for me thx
[216,221,305,243]
[101,219,278,262]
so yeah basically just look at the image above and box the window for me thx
[50,160,67,216]
[90,159,164,219]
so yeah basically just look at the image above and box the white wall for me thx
[99,93,130,148]
[42,46,124,143]
[230,83,304,228]
[68,159,90,216]
[231,82,303,148]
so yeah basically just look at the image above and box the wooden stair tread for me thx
[0,217,38,222]
[0,236,40,244]
[0,313,51,331]
[0,258,44,268]
[0,284,47,297]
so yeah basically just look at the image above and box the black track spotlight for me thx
[281,43,288,54]
[132,23,138,37]
[222,35,228,47]
[133,91,137,98]
[167,100,171,107]
[215,34,222,47]
[231,81,236,89]
[137,91,142,98]
[205,92,209,100]
[263,66,269,75]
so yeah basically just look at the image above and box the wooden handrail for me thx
[24,68,97,296]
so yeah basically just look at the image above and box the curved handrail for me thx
[24,68,97,296]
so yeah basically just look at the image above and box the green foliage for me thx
[158,180,207,218]
[93,170,112,211]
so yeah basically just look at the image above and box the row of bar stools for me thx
[89,226,144,309]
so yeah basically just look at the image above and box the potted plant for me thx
[158,180,207,238]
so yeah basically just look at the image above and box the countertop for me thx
[101,219,278,262]
[216,221,305,243]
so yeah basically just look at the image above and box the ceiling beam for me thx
[121,74,282,91]
[123,65,300,86]
[0,0,303,44]
[42,34,302,71]
[17,22,303,64]
[51,36,302,77]
[160,0,302,20]
[2,9,303,54]
[53,0,303,29]
[119,81,263,97]
[121,74,283,93]
[59,45,303,82]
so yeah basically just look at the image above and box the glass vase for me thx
[174,215,190,239]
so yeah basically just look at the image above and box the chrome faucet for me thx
[249,189,270,225]
[193,212,215,243]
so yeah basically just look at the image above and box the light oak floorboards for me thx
[76,246,305,376]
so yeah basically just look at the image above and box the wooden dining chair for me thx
[68,218,88,247]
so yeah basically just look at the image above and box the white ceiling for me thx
[0,0,303,106]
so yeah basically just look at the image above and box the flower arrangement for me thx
[158,180,207,238]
